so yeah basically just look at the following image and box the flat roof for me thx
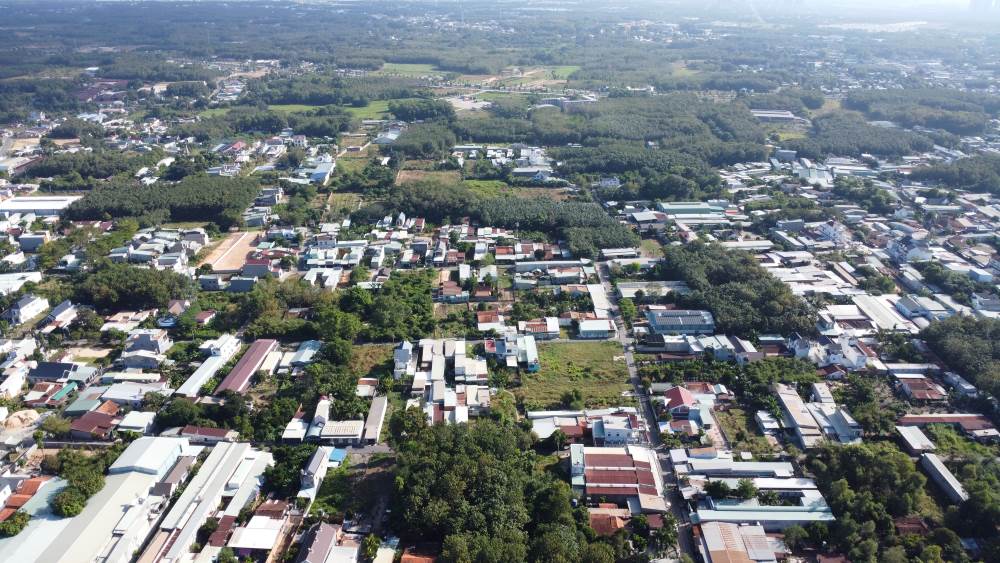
[0,195,82,212]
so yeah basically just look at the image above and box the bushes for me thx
[0,511,29,537]
[48,449,111,518]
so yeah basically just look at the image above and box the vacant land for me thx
[714,408,776,458]
[396,169,461,185]
[199,231,259,273]
[327,191,362,214]
[640,239,664,258]
[352,343,395,378]
[515,341,632,410]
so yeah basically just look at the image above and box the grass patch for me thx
[551,65,581,80]
[396,169,461,185]
[198,107,232,118]
[463,179,514,198]
[352,344,395,378]
[376,63,439,76]
[775,130,807,141]
[925,424,999,457]
[268,104,321,113]
[640,239,663,258]
[327,192,362,216]
[515,342,632,411]
[343,100,392,119]
[714,408,775,458]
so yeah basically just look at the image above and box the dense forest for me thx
[388,417,674,563]
[804,442,976,563]
[909,155,1000,195]
[783,112,935,159]
[75,263,195,312]
[66,175,261,228]
[655,242,817,337]
[921,316,1000,398]
[844,89,1000,135]
[243,75,431,107]
[355,181,639,258]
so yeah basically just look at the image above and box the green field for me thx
[462,179,514,198]
[375,63,440,76]
[343,100,393,119]
[267,104,321,113]
[198,107,232,118]
[551,65,581,80]
[515,341,632,410]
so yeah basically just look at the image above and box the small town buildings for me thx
[571,444,667,513]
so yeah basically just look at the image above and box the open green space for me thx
[343,100,393,119]
[267,104,322,113]
[515,341,632,410]
[551,65,581,80]
[375,63,439,76]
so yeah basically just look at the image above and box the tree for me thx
[580,542,615,563]
[217,547,238,563]
[782,524,808,552]
[704,480,731,499]
[51,488,88,517]
[362,534,380,561]
[155,398,203,429]
[549,429,568,452]
[388,406,427,445]
[652,515,679,556]
[0,510,29,537]
[736,478,758,500]
[619,298,637,326]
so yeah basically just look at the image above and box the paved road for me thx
[597,261,695,560]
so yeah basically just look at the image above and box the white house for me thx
[3,294,49,326]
